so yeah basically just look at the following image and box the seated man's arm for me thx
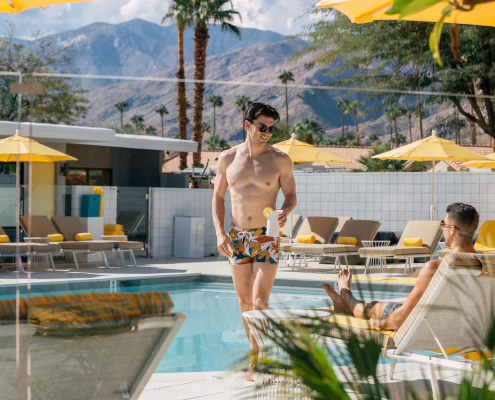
[373,259,442,331]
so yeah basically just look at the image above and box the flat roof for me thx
[0,121,198,153]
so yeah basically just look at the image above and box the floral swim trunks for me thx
[382,302,403,319]
[228,225,279,266]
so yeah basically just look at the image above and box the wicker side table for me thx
[361,240,390,274]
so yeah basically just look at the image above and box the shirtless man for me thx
[323,203,479,331]
[212,102,297,381]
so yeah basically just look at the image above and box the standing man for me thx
[212,102,297,381]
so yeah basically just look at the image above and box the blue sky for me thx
[3,0,318,39]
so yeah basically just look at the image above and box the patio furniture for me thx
[358,221,442,275]
[288,220,381,272]
[0,222,61,272]
[0,290,185,400]
[245,253,494,400]
[279,216,339,270]
[278,214,302,268]
[361,240,391,274]
[436,220,495,257]
[117,211,145,235]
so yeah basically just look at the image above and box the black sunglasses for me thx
[255,123,275,134]
[440,220,460,231]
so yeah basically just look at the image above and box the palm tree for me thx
[277,70,294,126]
[345,132,355,146]
[235,96,252,141]
[368,134,379,147]
[145,125,157,136]
[386,105,406,148]
[398,133,407,145]
[207,94,223,135]
[130,114,144,134]
[155,106,169,137]
[114,102,128,129]
[190,0,240,167]
[163,0,194,170]
[346,101,364,146]
[205,134,230,150]
[336,98,350,142]
[293,118,325,145]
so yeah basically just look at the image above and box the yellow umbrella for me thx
[461,153,495,169]
[273,134,351,163]
[372,130,489,220]
[0,130,77,247]
[315,0,495,27]
[0,0,95,13]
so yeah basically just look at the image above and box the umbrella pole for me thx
[430,158,436,221]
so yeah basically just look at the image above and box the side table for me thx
[361,240,391,274]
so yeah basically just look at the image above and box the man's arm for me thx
[212,151,234,257]
[277,154,297,228]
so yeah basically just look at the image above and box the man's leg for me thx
[337,269,378,319]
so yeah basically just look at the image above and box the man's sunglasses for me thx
[255,123,275,134]
[440,220,460,231]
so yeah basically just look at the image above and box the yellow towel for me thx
[47,234,64,242]
[338,236,357,245]
[0,235,10,243]
[297,235,316,243]
[404,238,423,247]
[75,233,93,241]
[105,224,123,231]
[104,230,125,236]
[94,187,103,217]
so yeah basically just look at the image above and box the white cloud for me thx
[2,0,316,39]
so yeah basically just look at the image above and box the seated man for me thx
[323,203,479,331]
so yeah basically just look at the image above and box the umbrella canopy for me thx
[273,134,351,163]
[0,0,95,13]
[0,130,77,162]
[461,153,495,169]
[315,0,495,27]
[372,131,489,220]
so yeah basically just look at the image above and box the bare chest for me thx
[226,155,280,190]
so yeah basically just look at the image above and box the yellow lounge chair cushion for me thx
[338,236,358,245]
[403,238,423,247]
[0,235,10,243]
[297,235,316,243]
[104,224,123,232]
[47,234,64,242]
[75,233,93,241]
[104,230,125,236]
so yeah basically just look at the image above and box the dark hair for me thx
[446,203,479,234]
[244,102,280,124]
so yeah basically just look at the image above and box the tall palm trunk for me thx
[213,105,216,135]
[417,93,424,139]
[161,115,164,137]
[394,115,399,148]
[389,116,393,143]
[353,109,359,146]
[241,104,246,141]
[120,110,123,129]
[192,23,209,169]
[341,107,345,142]
[285,83,289,126]
[470,105,477,145]
[177,24,188,170]
[408,114,412,143]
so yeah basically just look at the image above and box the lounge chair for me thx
[0,290,185,400]
[244,253,494,400]
[436,220,495,257]
[334,216,353,235]
[288,220,381,272]
[278,214,302,267]
[279,216,339,269]
[0,222,61,272]
[117,210,145,236]
[358,220,442,275]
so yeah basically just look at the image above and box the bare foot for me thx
[322,283,351,315]
[244,368,256,382]
[338,269,353,293]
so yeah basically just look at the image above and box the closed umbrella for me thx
[372,131,489,220]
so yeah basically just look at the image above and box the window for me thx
[66,168,112,186]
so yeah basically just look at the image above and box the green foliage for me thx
[163,0,194,29]
[114,102,128,113]
[277,69,295,85]
[130,114,145,134]
[268,123,292,144]
[0,23,89,124]
[431,113,468,139]
[145,125,157,135]
[205,134,230,150]
[207,94,223,108]
[294,117,326,144]
[155,106,169,117]
[368,134,379,146]
[191,0,241,36]
[354,143,407,172]
[234,95,251,110]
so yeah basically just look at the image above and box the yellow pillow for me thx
[297,235,316,243]
[47,234,64,242]
[279,230,284,237]
[403,238,423,247]
[338,237,358,245]
[75,233,93,241]
[0,235,10,243]
[104,230,125,236]
[104,224,123,231]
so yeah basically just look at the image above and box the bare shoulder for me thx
[217,147,238,170]
[418,259,442,277]
[269,145,292,166]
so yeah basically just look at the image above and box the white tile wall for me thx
[0,186,16,226]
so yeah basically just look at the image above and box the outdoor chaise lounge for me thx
[52,216,144,268]
[278,214,302,267]
[279,216,339,268]
[0,290,185,400]
[288,219,381,272]
[117,210,145,236]
[244,253,494,400]
[0,222,61,272]
[436,220,495,257]
[358,220,442,275]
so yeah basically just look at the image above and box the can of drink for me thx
[266,212,280,238]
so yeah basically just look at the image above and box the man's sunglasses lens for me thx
[259,125,274,133]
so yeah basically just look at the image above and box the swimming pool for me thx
[0,280,411,373]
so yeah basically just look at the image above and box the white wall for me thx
[0,186,16,227]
